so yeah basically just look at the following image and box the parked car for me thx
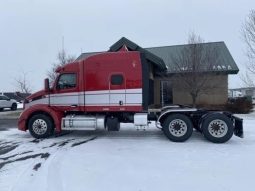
[0,95,17,111]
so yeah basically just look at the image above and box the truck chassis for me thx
[20,104,243,143]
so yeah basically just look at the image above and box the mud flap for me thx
[233,116,244,138]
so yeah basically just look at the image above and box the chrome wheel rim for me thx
[32,119,47,135]
[208,119,228,138]
[168,119,187,137]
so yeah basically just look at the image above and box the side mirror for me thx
[44,78,50,92]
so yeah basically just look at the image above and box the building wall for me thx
[154,74,228,105]
[154,78,161,105]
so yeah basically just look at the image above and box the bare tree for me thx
[15,71,32,93]
[241,10,255,86]
[240,71,255,87]
[48,49,76,84]
[169,32,220,106]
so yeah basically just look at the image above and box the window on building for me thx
[111,74,124,85]
[57,73,77,89]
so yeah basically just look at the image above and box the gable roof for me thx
[146,41,239,74]
[76,38,239,74]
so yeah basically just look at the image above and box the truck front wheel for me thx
[28,114,54,139]
[162,114,193,142]
[202,113,233,143]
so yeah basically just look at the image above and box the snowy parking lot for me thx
[0,114,254,191]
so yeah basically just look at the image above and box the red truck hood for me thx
[26,90,46,101]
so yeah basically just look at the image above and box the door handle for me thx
[70,104,78,108]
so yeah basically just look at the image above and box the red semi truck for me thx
[18,51,243,143]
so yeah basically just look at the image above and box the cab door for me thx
[109,74,126,106]
[52,73,82,111]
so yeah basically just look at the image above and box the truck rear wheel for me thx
[162,114,193,142]
[202,113,233,143]
[28,114,54,139]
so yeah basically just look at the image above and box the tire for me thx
[202,113,233,143]
[28,114,54,139]
[11,103,17,111]
[162,114,193,142]
[106,117,120,131]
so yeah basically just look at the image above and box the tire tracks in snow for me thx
[71,136,98,147]
[0,144,19,155]
[0,150,33,160]
[0,135,99,173]
[42,135,99,191]
[0,153,50,170]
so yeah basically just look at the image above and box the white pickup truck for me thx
[0,95,17,111]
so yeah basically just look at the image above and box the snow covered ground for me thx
[0,114,254,191]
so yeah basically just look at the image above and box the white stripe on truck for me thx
[26,88,142,108]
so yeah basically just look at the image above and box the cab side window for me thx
[111,74,123,85]
[57,73,77,90]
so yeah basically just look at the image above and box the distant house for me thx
[77,37,239,106]
[229,87,255,98]
[1,92,31,102]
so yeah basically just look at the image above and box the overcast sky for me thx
[0,0,254,92]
